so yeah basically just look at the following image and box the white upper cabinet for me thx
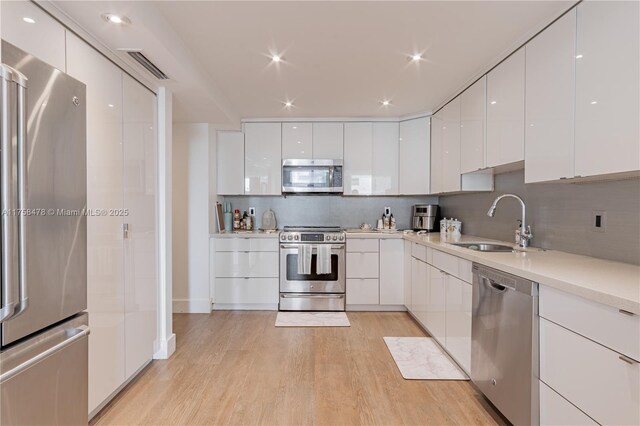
[282,123,312,159]
[312,122,344,160]
[460,77,486,174]
[344,122,373,195]
[0,0,66,71]
[486,48,525,168]
[217,131,245,195]
[441,98,462,193]
[574,0,640,177]
[244,123,282,195]
[525,10,577,183]
[372,122,399,195]
[430,113,444,194]
[399,117,430,195]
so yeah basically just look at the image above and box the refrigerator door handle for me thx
[14,74,28,317]
[0,325,90,383]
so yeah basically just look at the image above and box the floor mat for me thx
[383,337,468,380]
[275,312,350,327]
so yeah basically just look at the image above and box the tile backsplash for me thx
[222,195,439,230]
[439,170,640,265]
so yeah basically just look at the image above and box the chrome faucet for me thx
[487,194,533,248]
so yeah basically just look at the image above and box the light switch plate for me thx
[249,207,256,216]
[384,207,391,216]
[592,210,606,232]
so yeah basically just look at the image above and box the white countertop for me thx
[345,229,404,239]
[404,233,640,315]
[211,231,279,238]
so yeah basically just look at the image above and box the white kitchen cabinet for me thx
[411,257,428,325]
[344,122,373,195]
[540,318,640,426]
[379,239,404,305]
[122,74,158,380]
[444,276,472,372]
[217,131,245,195]
[312,122,344,159]
[441,98,462,193]
[486,48,525,168]
[574,1,640,178]
[460,76,486,174]
[215,237,279,253]
[215,252,279,278]
[0,0,66,71]
[347,279,379,305]
[372,122,399,195]
[282,122,312,159]
[403,241,412,311]
[346,252,379,279]
[425,266,446,343]
[525,10,576,183]
[66,33,126,414]
[215,278,279,304]
[399,117,430,194]
[540,381,598,426]
[430,113,444,194]
[244,122,282,195]
[347,238,379,253]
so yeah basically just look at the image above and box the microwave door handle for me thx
[329,167,334,188]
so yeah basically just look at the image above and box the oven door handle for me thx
[280,244,344,251]
[281,294,344,299]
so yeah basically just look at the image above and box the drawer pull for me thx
[619,355,638,365]
[619,309,636,316]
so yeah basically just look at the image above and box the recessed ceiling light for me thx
[108,104,114,108]
[284,101,293,108]
[490,101,497,105]
[576,54,583,59]
[23,17,35,24]
[272,54,282,63]
[102,13,131,25]
[411,53,422,62]
[381,100,391,106]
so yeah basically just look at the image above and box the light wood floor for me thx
[92,311,505,426]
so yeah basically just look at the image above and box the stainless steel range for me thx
[279,226,346,311]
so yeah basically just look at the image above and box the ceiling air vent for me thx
[123,50,169,80]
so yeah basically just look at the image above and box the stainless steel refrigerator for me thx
[0,40,89,425]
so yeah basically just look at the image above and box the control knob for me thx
[325,235,330,241]
[339,235,344,241]
[287,235,293,241]
[332,236,337,241]
[294,235,299,240]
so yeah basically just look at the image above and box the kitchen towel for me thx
[316,244,332,275]
[383,337,468,380]
[297,244,312,275]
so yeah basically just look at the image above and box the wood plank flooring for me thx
[92,312,505,426]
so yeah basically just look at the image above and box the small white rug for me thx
[275,312,350,327]
[384,337,468,380]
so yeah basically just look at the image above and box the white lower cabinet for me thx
[213,237,280,309]
[540,381,597,426]
[379,239,404,305]
[540,317,640,426]
[346,252,379,279]
[403,241,412,310]
[444,276,472,372]
[425,265,446,343]
[346,279,379,305]
[411,257,428,324]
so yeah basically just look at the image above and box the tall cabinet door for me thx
[486,48,525,168]
[525,10,576,183]
[430,114,443,194]
[460,76,486,174]
[66,32,125,413]
[312,122,343,160]
[399,117,430,194]
[344,122,373,195]
[122,75,157,380]
[574,1,640,177]
[441,98,461,193]
[372,122,399,195]
[282,122,312,159]
[217,131,245,195]
[244,123,282,195]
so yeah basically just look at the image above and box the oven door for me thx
[279,244,345,293]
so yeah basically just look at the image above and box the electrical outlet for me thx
[592,210,606,232]
[384,206,391,216]
[249,207,256,216]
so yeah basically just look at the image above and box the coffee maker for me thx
[412,204,438,231]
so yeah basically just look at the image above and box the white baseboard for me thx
[173,298,211,313]
[212,303,278,311]
[346,304,407,312]
[153,333,176,360]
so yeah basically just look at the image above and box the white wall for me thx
[172,123,211,313]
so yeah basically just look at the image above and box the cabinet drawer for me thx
[215,278,279,304]
[432,250,458,276]
[457,258,473,283]
[346,253,379,278]
[347,238,379,253]
[411,242,428,263]
[540,318,640,426]
[540,381,597,426]
[540,285,640,360]
[215,252,279,278]
[347,279,379,305]
[215,238,279,252]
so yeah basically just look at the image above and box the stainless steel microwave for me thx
[282,159,343,194]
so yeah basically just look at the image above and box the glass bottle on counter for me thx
[233,209,241,231]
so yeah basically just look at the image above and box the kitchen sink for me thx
[450,242,515,252]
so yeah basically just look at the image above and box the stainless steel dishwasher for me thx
[471,263,539,426]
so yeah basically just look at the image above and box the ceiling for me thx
[52,1,575,124]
